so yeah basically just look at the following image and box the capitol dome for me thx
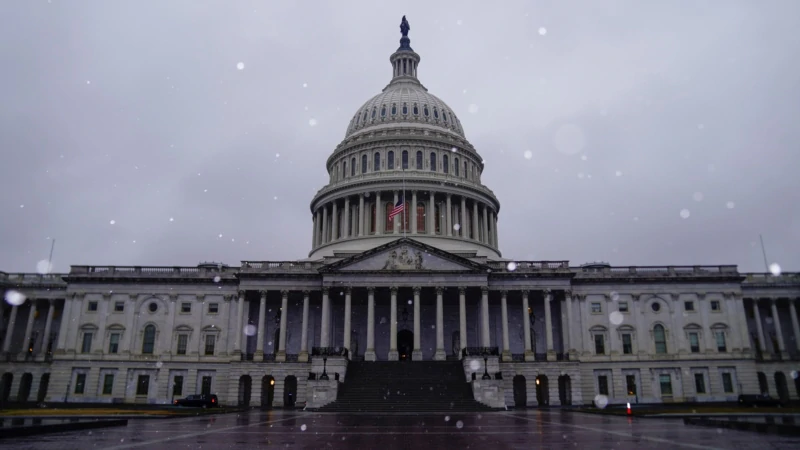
[308,16,501,260]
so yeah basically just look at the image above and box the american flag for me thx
[388,196,406,221]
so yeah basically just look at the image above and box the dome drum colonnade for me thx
[309,16,500,259]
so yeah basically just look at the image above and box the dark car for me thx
[738,394,783,407]
[174,394,219,408]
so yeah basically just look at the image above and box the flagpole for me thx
[402,164,407,238]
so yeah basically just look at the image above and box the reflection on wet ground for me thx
[2,409,800,449]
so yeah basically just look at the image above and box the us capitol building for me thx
[1,17,799,410]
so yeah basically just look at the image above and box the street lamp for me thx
[320,356,329,381]
[482,356,491,380]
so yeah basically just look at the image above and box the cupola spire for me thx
[389,15,421,85]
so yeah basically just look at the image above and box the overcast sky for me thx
[1,0,798,274]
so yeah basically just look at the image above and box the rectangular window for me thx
[684,301,694,311]
[201,376,212,395]
[114,302,124,312]
[136,375,150,396]
[715,331,727,352]
[88,301,98,312]
[659,374,673,396]
[598,376,609,396]
[204,335,216,355]
[622,334,633,354]
[618,302,629,312]
[710,300,720,311]
[177,334,188,355]
[594,334,605,355]
[694,373,706,394]
[74,373,86,394]
[81,332,93,353]
[429,152,437,171]
[626,375,637,396]
[173,376,184,396]
[689,332,700,353]
[591,303,602,313]
[181,303,191,313]
[208,303,219,314]
[102,374,114,395]
[722,373,734,393]
[108,333,120,354]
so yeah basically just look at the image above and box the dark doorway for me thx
[397,329,413,361]
[535,375,549,406]
[558,375,572,406]
[37,373,50,403]
[775,372,790,403]
[757,372,769,395]
[261,375,275,409]
[284,375,298,408]
[238,375,252,407]
[274,329,280,356]
[18,373,33,402]
[513,375,527,408]
[1,373,13,403]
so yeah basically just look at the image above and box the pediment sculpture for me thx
[382,246,424,270]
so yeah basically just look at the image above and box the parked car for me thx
[738,394,783,407]
[174,394,219,408]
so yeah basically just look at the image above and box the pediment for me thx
[320,238,486,273]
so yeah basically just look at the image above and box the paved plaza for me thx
[2,409,799,449]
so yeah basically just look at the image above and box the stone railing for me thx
[0,272,67,287]
[68,265,238,278]
[743,272,800,286]
[576,265,740,278]
[239,261,324,273]
[486,261,570,272]
[462,347,499,357]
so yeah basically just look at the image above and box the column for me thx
[234,291,244,354]
[312,212,317,248]
[320,288,330,347]
[344,197,351,239]
[565,290,574,354]
[771,298,787,357]
[358,194,365,236]
[522,291,534,361]
[699,294,713,353]
[343,288,352,355]
[435,287,446,360]
[256,290,267,357]
[2,305,18,353]
[481,287,490,347]
[493,212,499,248]
[299,290,310,362]
[413,287,422,360]
[55,296,72,353]
[21,300,37,354]
[321,205,328,244]
[331,201,339,241]
[393,191,399,234]
[482,206,489,245]
[472,201,480,240]
[544,290,555,360]
[753,299,767,352]
[735,294,752,352]
[376,192,383,235]
[500,290,510,361]
[41,300,55,354]
[365,288,376,361]
[411,191,418,234]
[446,194,452,236]
[460,197,467,238]
[428,191,435,235]
[91,295,110,354]
[459,287,467,359]
[389,287,398,360]
[789,299,800,353]
[276,290,288,361]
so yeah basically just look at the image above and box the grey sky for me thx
[1,0,798,274]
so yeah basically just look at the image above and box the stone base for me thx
[255,350,265,360]
[388,350,399,361]
[546,350,556,361]
[434,349,446,361]
[524,351,535,362]
[305,379,338,409]
[275,351,286,362]
[412,350,423,361]
[501,351,512,362]
[298,351,309,362]
[472,379,506,409]
[365,350,376,361]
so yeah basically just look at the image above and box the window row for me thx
[350,102,463,134]
[78,326,219,356]
[595,369,737,399]
[330,150,481,182]
[71,372,213,398]
[85,300,220,314]
[591,324,729,355]
[589,298,722,315]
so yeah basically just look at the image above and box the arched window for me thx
[374,152,381,171]
[142,325,156,354]
[423,105,429,117]
[362,110,368,122]
[455,157,460,176]
[391,104,397,115]
[430,152,437,171]
[385,202,394,232]
[417,202,426,232]
[381,105,386,117]
[402,103,408,115]
[654,324,667,354]
[351,157,356,176]
[354,114,359,125]
[416,151,423,169]
[342,160,347,178]
[370,203,376,233]
[464,161,468,179]
[433,107,439,119]
[413,104,419,115]
[434,204,441,233]
[402,151,408,169]
[371,108,376,119]
[361,154,367,174]
[443,111,448,122]
[443,155,449,174]
[387,151,395,170]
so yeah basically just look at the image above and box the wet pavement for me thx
[1,409,800,449]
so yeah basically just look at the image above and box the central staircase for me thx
[312,360,496,412]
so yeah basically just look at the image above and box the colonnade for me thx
[312,190,498,250]
[1,299,57,357]
[748,297,800,358]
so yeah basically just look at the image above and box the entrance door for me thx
[238,376,252,407]
[535,375,549,406]
[284,376,297,408]
[513,375,527,408]
[261,376,275,409]
[397,330,413,361]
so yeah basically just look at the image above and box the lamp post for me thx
[320,356,329,380]
[482,356,491,380]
